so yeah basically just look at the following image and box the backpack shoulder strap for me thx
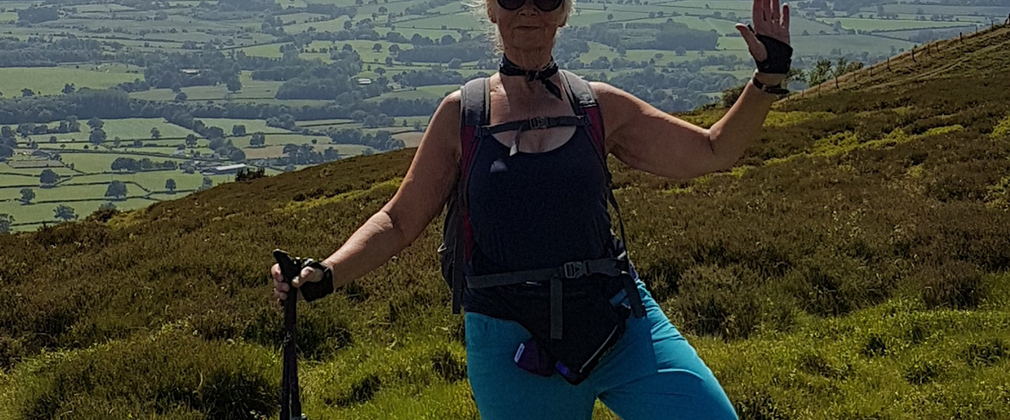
[559,70,605,159]
[559,70,644,318]
[451,76,489,314]
[558,70,626,249]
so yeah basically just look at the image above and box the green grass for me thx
[282,15,353,33]
[394,12,483,31]
[129,73,285,102]
[0,197,157,232]
[196,118,293,134]
[366,84,459,102]
[832,17,981,32]
[100,118,201,139]
[0,65,143,97]
[792,34,917,56]
[879,4,1010,17]
[59,153,190,174]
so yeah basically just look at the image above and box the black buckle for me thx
[528,116,548,130]
[562,261,586,279]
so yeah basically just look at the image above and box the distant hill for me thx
[1,24,1009,419]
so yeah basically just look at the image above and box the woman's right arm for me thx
[274,92,462,298]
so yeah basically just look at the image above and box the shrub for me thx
[21,329,275,419]
[860,334,887,357]
[672,264,761,340]
[920,260,987,310]
[334,374,381,406]
[431,347,467,382]
[962,338,1007,367]
[903,356,944,385]
[733,390,793,420]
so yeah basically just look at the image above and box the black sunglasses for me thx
[497,0,563,12]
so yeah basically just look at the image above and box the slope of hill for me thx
[1,24,1010,420]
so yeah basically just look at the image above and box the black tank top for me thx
[460,112,618,319]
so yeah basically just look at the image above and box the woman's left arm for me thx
[595,0,790,180]
[594,80,779,180]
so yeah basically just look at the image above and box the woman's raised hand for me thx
[735,0,791,64]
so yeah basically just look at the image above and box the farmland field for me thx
[1,0,1008,236]
[0,65,143,96]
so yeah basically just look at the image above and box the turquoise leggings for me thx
[464,280,739,420]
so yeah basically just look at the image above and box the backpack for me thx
[436,70,647,384]
[438,69,645,315]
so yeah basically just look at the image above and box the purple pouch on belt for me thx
[514,338,557,377]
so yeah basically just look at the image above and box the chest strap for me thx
[466,252,635,340]
[484,115,588,135]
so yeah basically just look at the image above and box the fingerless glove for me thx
[747,24,793,74]
[295,257,334,302]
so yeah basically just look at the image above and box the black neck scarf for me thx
[499,55,562,100]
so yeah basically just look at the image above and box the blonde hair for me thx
[463,0,576,53]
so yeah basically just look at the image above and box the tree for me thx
[229,149,246,162]
[90,129,107,146]
[40,169,58,186]
[19,188,35,204]
[226,78,242,92]
[151,127,161,139]
[786,67,807,87]
[62,84,76,95]
[87,117,104,130]
[448,58,462,69]
[105,180,128,200]
[723,83,747,108]
[0,144,13,160]
[832,57,849,89]
[186,134,198,148]
[198,177,214,191]
[232,125,247,137]
[363,114,378,128]
[808,59,833,87]
[98,202,117,212]
[54,204,77,221]
[21,88,34,97]
[175,92,188,102]
[0,214,13,234]
[165,178,177,193]
[250,132,266,147]
[607,13,614,21]
[372,43,383,52]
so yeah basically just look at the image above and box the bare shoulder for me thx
[588,81,638,154]
[422,89,463,160]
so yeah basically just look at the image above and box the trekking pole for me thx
[275,249,308,420]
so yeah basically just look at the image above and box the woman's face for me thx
[488,0,568,52]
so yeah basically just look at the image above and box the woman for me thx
[272,0,791,417]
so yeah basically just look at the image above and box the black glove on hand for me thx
[295,257,334,302]
[748,24,793,75]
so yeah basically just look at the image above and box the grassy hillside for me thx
[2,24,1010,420]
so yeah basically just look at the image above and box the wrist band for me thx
[751,76,790,95]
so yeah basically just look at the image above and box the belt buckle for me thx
[562,261,586,279]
